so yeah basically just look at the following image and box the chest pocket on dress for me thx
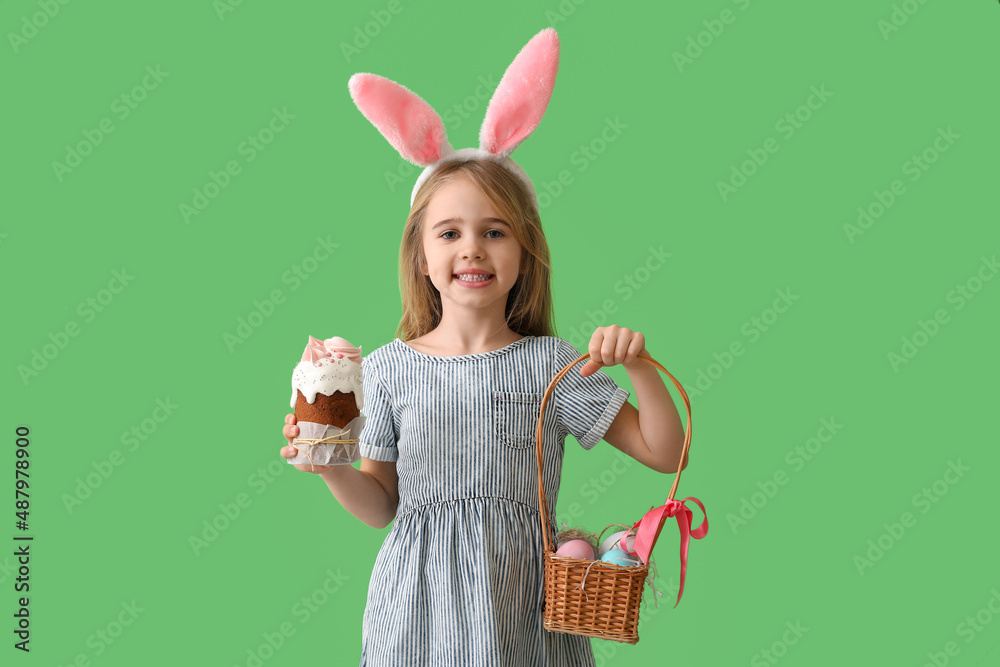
[493,390,542,449]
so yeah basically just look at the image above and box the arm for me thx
[580,326,687,474]
[601,380,687,474]
[281,415,399,529]
[318,459,399,529]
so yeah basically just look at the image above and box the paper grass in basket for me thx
[536,350,708,644]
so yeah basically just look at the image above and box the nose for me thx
[460,236,485,260]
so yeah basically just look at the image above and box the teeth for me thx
[456,274,491,281]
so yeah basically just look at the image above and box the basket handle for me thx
[535,351,693,555]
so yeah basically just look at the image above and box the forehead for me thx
[424,175,501,219]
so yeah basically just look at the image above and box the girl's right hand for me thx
[280,413,335,475]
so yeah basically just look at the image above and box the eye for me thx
[440,230,458,240]
[485,229,505,239]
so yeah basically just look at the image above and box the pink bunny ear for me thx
[349,73,451,166]
[479,28,560,157]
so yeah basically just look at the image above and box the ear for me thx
[479,28,560,157]
[349,73,453,166]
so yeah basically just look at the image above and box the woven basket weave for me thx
[536,351,693,644]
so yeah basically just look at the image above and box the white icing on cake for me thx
[290,356,363,410]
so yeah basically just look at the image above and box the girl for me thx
[280,29,687,666]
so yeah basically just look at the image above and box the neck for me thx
[430,308,521,353]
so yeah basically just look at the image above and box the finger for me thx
[601,330,619,367]
[621,337,635,365]
[625,334,645,365]
[589,341,604,366]
[285,414,296,425]
[588,329,606,366]
[614,328,633,364]
[579,360,600,377]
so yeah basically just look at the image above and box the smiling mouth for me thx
[453,273,494,282]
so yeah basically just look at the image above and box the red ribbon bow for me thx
[625,496,708,608]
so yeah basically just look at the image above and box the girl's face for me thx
[421,175,523,317]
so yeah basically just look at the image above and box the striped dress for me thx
[357,335,630,666]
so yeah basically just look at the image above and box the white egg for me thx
[598,530,636,557]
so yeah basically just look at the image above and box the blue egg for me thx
[600,549,640,567]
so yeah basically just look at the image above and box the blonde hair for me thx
[396,159,556,341]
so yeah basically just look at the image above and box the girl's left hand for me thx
[579,325,647,377]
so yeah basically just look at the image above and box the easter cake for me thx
[287,336,365,468]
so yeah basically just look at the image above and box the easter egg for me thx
[554,539,595,560]
[597,530,636,557]
[600,549,641,567]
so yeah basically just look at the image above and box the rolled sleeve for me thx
[553,338,631,450]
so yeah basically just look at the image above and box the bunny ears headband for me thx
[348,28,560,210]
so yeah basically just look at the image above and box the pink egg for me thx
[555,539,595,560]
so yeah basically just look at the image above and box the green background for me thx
[4,1,999,665]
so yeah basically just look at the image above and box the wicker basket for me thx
[535,351,694,644]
